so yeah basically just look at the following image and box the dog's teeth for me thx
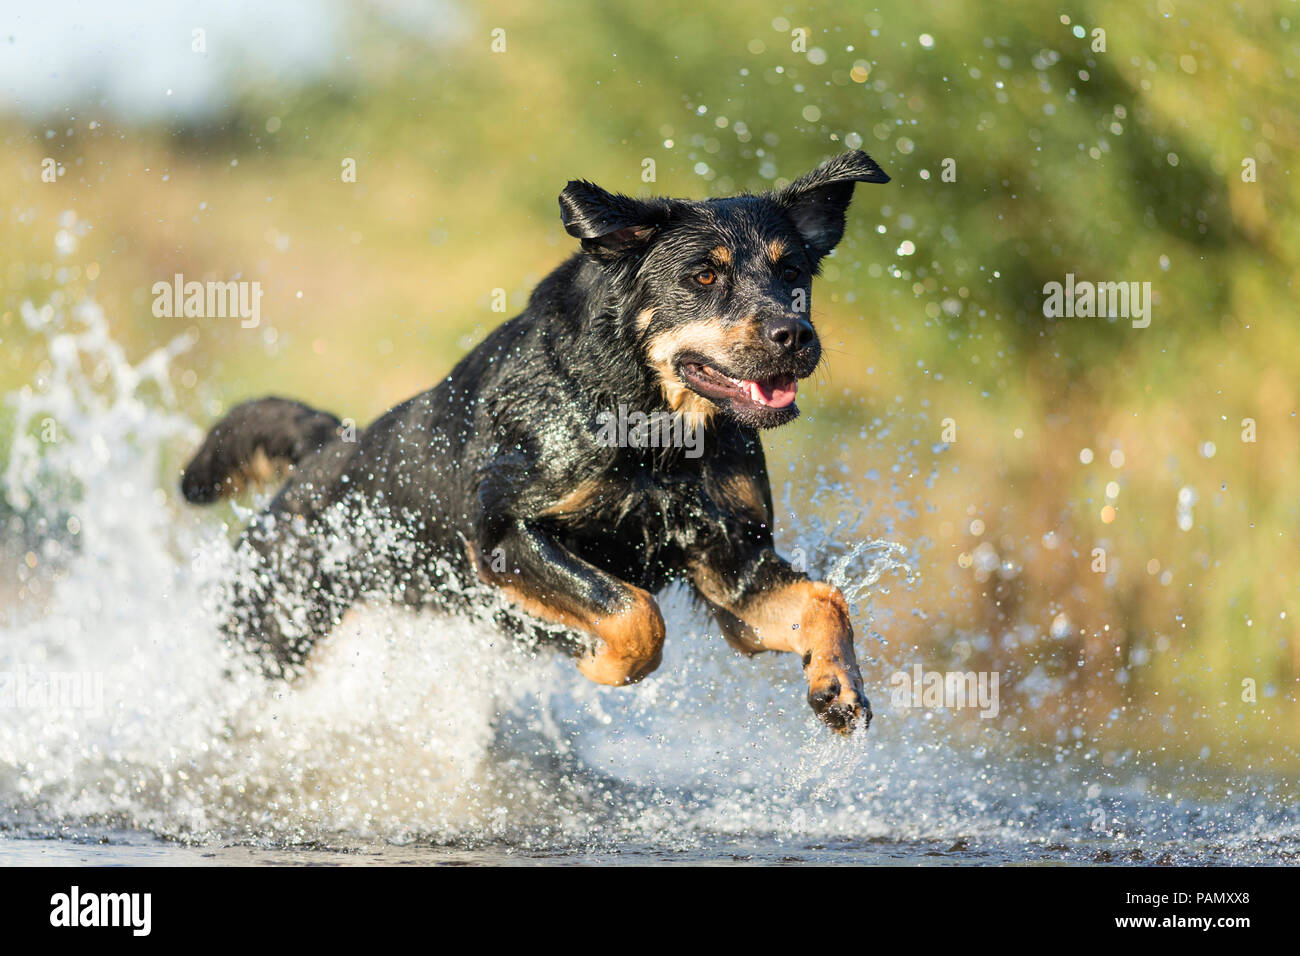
[704,365,743,387]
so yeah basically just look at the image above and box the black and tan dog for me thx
[182,151,889,733]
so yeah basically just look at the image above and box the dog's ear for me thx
[773,150,889,263]
[559,180,666,257]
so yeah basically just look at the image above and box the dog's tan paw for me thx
[806,663,871,735]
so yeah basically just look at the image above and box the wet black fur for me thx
[182,151,889,678]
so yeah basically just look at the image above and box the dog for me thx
[181,150,890,734]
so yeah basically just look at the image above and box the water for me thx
[1,288,1297,867]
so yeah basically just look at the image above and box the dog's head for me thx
[559,151,888,429]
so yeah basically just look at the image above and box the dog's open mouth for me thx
[680,362,797,409]
[677,360,800,427]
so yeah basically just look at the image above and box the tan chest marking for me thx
[709,470,768,520]
[538,478,609,518]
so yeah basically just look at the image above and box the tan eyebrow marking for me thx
[766,239,787,263]
[710,246,732,266]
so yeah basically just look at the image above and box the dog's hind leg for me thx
[223,511,355,678]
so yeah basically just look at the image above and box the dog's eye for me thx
[781,265,800,282]
[695,269,716,286]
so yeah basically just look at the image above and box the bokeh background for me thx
[2,0,1296,764]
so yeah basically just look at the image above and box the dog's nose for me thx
[766,316,816,351]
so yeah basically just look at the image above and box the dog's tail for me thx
[181,397,343,504]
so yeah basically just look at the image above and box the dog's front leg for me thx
[472,516,665,686]
[693,549,870,734]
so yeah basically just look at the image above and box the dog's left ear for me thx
[559,180,667,257]
[774,150,889,262]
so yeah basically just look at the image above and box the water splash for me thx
[0,277,1296,864]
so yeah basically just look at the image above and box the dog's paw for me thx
[806,666,872,736]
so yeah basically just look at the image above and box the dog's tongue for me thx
[743,376,798,409]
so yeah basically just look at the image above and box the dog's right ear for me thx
[774,150,890,264]
[559,180,665,257]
